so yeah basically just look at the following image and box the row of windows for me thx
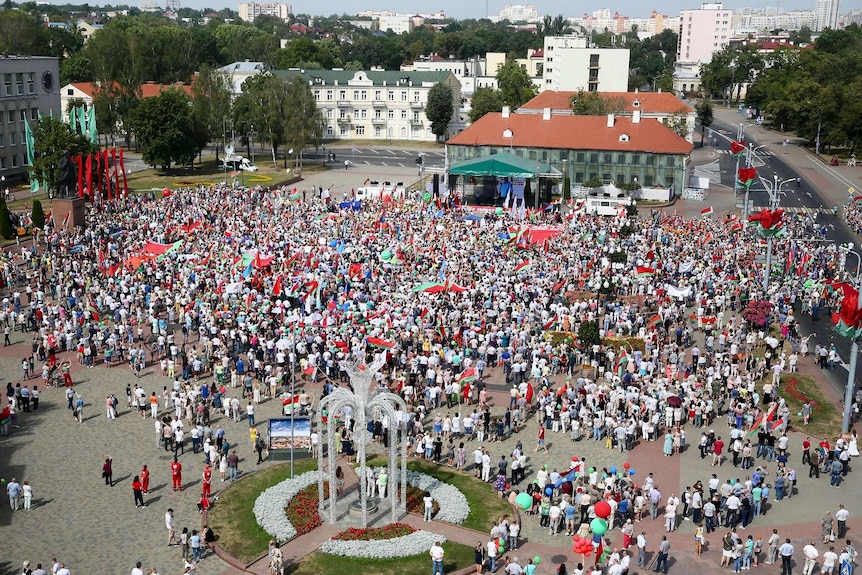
[0,154,22,169]
[2,73,35,98]
[0,108,39,124]
[315,89,422,102]
[458,147,680,168]
[325,109,422,121]
[326,125,432,138]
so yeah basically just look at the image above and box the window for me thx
[313,90,320,101]
[15,73,23,95]
[0,157,5,169]
[355,126,365,136]
[631,154,641,165]
[0,133,4,146]
[401,111,407,119]
[326,109,333,118]
[5,74,11,96]
[19,110,25,122]
[27,73,34,94]
[339,110,347,120]
[388,110,394,119]
[358,109,367,119]
[326,126,334,136]
[374,110,382,119]
[576,152,585,162]
[413,92,420,102]
[412,112,419,121]
[326,90,333,101]
[360,90,367,101]
[339,126,347,136]
[374,127,382,137]
[339,90,346,100]
[352,91,359,100]
[645,155,655,165]
[388,91,394,101]
[589,152,599,163]
[589,69,599,82]
[374,90,381,100]
[666,156,676,167]
[575,171,584,182]
[11,154,17,167]
[30,108,37,120]
[9,132,15,145]
[401,91,407,101]
[589,54,600,67]
[603,153,612,163]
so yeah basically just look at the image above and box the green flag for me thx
[24,118,38,193]
[87,106,97,142]
[68,105,76,128]
[78,106,87,136]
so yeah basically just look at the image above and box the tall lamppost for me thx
[732,123,752,199]
[742,143,767,220]
[757,174,796,292]
[838,243,862,433]
[322,143,327,167]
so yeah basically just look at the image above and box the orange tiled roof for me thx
[447,112,693,155]
[519,91,693,114]
[69,81,194,99]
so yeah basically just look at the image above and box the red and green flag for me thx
[456,367,477,384]
[636,266,655,278]
[366,337,395,350]
[514,260,531,274]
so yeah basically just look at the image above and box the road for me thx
[303,147,446,169]
[711,115,859,412]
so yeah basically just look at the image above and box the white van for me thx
[220,155,258,172]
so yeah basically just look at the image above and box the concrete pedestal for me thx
[52,197,86,231]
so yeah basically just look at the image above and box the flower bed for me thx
[406,470,469,524]
[320,530,446,558]
[402,484,440,518]
[285,483,329,536]
[253,470,319,541]
[332,522,416,541]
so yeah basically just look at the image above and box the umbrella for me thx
[667,396,682,407]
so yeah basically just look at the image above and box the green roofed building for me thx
[272,69,461,143]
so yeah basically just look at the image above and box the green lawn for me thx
[207,459,318,563]
[366,457,511,532]
[289,541,475,575]
[772,374,842,440]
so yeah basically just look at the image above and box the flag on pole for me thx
[456,367,477,384]
[87,304,100,323]
[366,337,395,350]
[77,106,87,136]
[614,349,629,377]
[513,260,531,274]
[87,106,97,142]
[24,118,38,194]
[647,314,662,328]
[62,211,71,230]
[729,222,745,234]
[543,315,559,330]
[85,153,93,198]
[271,274,283,297]
[636,266,655,278]
[75,154,84,198]
[700,206,714,217]
[242,262,253,279]
[118,147,128,197]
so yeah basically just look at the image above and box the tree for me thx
[425,82,453,141]
[30,116,94,194]
[469,87,504,122]
[130,89,198,169]
[283,76,325,169]
[31,199,45,230]
[234,73,288,167]
[495,61,537,109]
[0,199,12,240]
[664,112,690,140]
[191,65,233,161]
[578,319,601,349]
[570,90,625,115]
[695,100,713,146]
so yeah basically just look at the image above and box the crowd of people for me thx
[2,176,861,575]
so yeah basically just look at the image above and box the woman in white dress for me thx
[800,335,814,358]
[218,453,228,481]
[849,430,859,457]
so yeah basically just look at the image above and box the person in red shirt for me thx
[140,464,150,494]
[132,475,146,508]
[171,456,183,491]
[197,494,210,514]
[201,464,212,497]
[712,436,725,467]
[802,437,811,466]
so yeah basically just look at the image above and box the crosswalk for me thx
[717,149,775,157]
[781,206,824,215]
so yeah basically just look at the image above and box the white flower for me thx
[320,530,446,558]
[253,471,319,541]
[405,470,470,525]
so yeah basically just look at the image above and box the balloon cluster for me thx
[572,535,593,557]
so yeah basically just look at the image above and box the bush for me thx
[0,199,12,239]
[578,320,601,349]
[584,177,603,189]
[31,199,45,229]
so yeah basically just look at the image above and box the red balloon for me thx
[594,500,612,519]
[571,456,579,462]
[623,462,631,470]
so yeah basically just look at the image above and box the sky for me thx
[209,0,817,20]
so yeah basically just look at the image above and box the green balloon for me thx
[589,467,595,473]
[499,546,505,554]
[423,192,432,202]
[534,556,542,565]
[496,207,503,215]
[590,517,608,536]
[515,492,532,510]
[380,250,392,261]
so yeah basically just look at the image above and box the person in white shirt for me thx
[802,542,819,575]
[822,546,838,575]
[835,505,850,539]
[131,561,145,575]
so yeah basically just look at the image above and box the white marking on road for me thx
[811,157,857,190]
[370,149,380,155]
[397,163,404,167]
[380,162,388,167]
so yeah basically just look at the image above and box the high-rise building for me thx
[677,2,733,63]
[237,2,291,22]
[541,35,630,92]
[0,56,61,182]
[815,0,840,30]
[497,4,540,23]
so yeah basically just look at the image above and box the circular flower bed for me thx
[320,530,446,558]
[406,470,470,524]
[333,522,415,541]
[402,484,440,518]
[285,483,329,536]
[246,174,273,183]
[253,470,319,541]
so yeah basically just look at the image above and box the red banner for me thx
[74,154,84,198]
[95,150,101,196]
[110,148,118,200]
[103,149,111,200]
[85,153,93,200]
[118,148,129,198]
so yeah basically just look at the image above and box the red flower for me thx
[333,523,417,541]
[284,484,330,536]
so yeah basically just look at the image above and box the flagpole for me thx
[290,314,296,478]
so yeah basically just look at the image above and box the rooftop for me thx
[446,112,693,155]
[272,69,454,86]
[519,91,693,114]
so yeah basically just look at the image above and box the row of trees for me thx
[702,24,862,153]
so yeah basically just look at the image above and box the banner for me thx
[103,149,111,200]
[110,148,118,200]
[665,283,693,299]
[95,150,101,196]
[75,154,84,198]
[85,153,92,199]
[268,417,311,450]
[118,148,128,197]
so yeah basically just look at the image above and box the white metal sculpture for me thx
[317,355,408,527]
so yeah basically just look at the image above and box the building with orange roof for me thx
[518,90,696,143]
[446,107,693,192]
[60,81,195,125]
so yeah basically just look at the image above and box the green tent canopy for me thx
[448,152,556,179]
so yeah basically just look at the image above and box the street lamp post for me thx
[733,123,752,201]
[759,174,796,292]
[840,244,862,433]
[322,143,326,167]
[743,143,767,221]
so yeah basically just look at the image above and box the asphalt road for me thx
[303,147,446,169]
[712,115,859,417]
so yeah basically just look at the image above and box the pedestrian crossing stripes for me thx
[781,206,823,215]
[718,149,775,157]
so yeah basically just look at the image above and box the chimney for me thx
[501,106,510,118]
[606,113,614,128]
[542,107,551,120]
[633,110,641,123]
